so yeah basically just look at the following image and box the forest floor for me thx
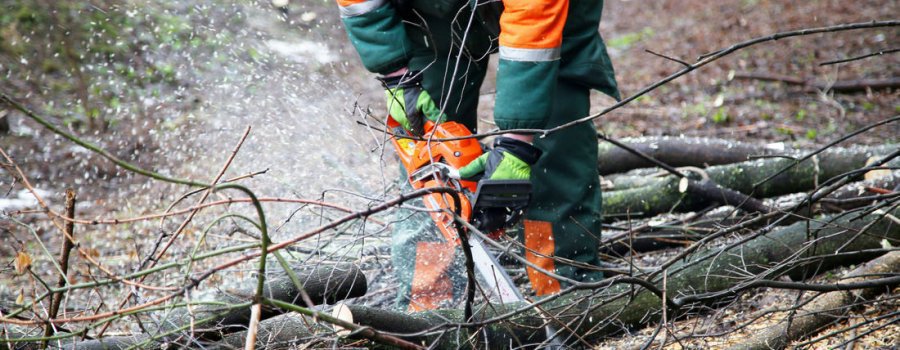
[1,0,897,348]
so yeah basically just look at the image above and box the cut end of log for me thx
[865,156,893,180]
[678,177,690,193]
[331,303,353,336]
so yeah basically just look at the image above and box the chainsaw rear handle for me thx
[471,179,532,235]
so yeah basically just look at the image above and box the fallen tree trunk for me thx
[216,313,333,349]
[820,170,900,211]
[682,178,771,213]
[603,145,895,191]
[264,206,900,349]
[214,306,429,349]
[157,262,366,338]
[486,206,900,346]
[597,136,788,175]
[42,263,366,350]
[602,145,897,220]
[728,251,900,350]
[600,170,900,255]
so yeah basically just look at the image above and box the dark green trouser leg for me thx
[391,13,488,310]
[406,12,488,132]
[522,81,603,295]
[391,190,467,311]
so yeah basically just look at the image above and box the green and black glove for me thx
[458,137,542,181]
[380,72,446,137]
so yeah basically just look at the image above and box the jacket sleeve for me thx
[493,0,568,130]
[336,0,414,74]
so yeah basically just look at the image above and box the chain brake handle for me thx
[409,163,456,183]
[471,179,532,236]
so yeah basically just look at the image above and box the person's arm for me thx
[338,1,446,136]
[493,0,569,133]
[336,0,413,75]
[457,1,567,182]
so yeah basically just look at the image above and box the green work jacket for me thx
[338,0,620,130]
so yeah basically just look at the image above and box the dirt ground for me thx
[597,0,899,145]
[1,0,897,348]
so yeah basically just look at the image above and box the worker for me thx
[335,0,620,311]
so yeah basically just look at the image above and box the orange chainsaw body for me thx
[387,116,482,243]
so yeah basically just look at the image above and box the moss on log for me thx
[216,313,334,349]
[76,206,897,349]
[602,145,897,220]
[156,262,366,338]
[42,263,365,350]
[597,136,788,175]
[601,171,900,255]
[334,207,900,348]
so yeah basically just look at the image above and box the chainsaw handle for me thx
[471,179,532,235]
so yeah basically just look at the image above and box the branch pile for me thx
[2,20,899,350]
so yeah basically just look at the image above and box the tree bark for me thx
[45,263,366,350]
[168,262,366,338]
[682,178,771,213]
[44,189,77,348]
[216,313,333,350]
[270,207,900,349]
[597,136,789,175]
[728,251,900,350]
[602,145,897,220]
[820,170,900,211]
[600,171,900,255]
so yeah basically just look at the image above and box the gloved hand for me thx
[379,72,446,137]
[458,137,542,181]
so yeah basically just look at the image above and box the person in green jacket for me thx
[335,0,619,311]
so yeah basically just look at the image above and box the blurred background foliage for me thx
[0,1,200,131]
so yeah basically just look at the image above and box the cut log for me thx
[42,263,366,350]
[603,145,896,191]
[55,313,337,350]
[286,206,900,349]
[597,136,789,175]
[216,313,333,349]
[602,145,898,220]
[601,171,900,255]
[217,307,441,350]
[159,262,365,338]
[330,304,450,341]
[680,178,771,214]
[728,251,900,350]
[821,170,900,211]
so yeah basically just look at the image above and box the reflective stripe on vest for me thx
[337,0,386,17]
[499,46,561,62]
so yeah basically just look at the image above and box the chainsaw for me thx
[387,115,565,347]
[386,116,531,303]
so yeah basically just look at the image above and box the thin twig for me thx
[645,49,690,67]
[96,126,253,337]
[819,47,900,66]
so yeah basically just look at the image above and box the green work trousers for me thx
[391,8,604,311]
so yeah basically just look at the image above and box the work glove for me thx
[458,137,542,181]
[379,72,446,137]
